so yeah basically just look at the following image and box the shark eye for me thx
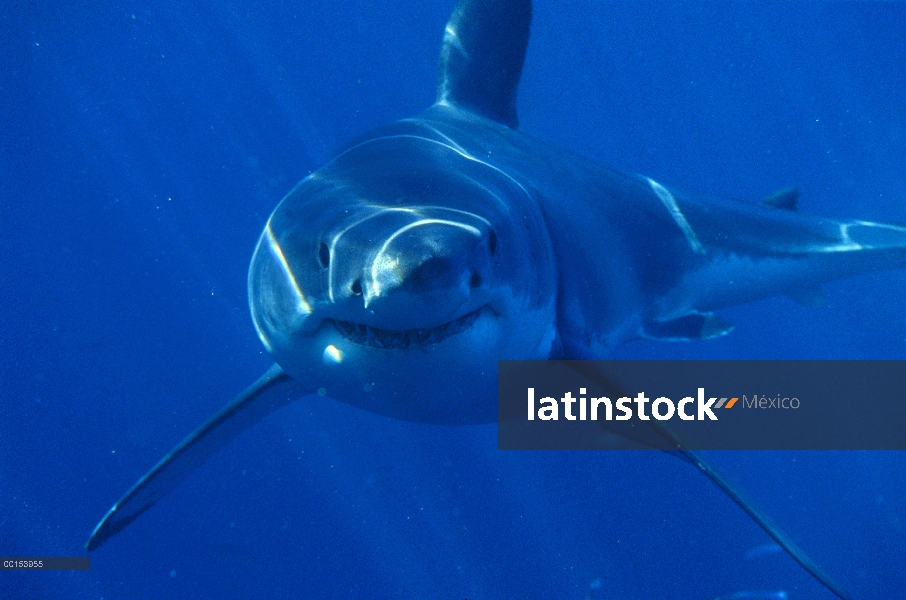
[318,243,330,269]
[488,229,498,256]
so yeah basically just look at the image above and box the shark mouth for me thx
[328,307,484,349]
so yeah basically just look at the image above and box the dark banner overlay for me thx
[498,361,906,450]
[1,557,90,570]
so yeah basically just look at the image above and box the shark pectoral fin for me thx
[437,0,531,128]
[641,312,734,342]
[86,364,305,551]
[762,186,800,211]
[656,430,851,600]
[788,284,827,308]
[564,363,850,600]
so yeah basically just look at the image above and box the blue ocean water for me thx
[3,1,905,599]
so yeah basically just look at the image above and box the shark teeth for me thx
[329,307,483,349]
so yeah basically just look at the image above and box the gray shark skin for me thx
[83,0,898,596]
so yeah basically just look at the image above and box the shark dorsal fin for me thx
[762,186,800,211]
[437,0,532,129]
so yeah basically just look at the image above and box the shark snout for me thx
[363,218,491,314]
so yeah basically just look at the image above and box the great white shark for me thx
[85,1,902,596]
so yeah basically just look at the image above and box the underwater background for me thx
[3,1,906,598]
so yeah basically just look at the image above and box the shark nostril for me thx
[470,272,482,288]
[318,243,330,269]
[350,279,363,297]
[488,229,498,256]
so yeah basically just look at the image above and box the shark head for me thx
[249,134,557,423]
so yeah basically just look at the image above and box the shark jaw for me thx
[261,293,555,425]
[326,305,490,349]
